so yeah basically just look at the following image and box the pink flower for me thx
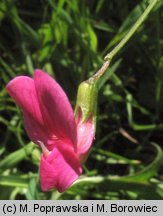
[6,70,95,192]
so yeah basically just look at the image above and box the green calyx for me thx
[75,78,98,124]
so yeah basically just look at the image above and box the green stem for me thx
[155,7,161,119]
[91,59,111,80]
[92,0,158,80]
[104,0,158,61]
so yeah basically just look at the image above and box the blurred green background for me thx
[0,0,163,200]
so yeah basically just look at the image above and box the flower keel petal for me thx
[40,144,82,192]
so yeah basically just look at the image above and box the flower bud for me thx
[75,78,97,126]
[75,78,98,162]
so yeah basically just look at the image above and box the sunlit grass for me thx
[0,0,163,200]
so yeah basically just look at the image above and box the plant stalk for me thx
[93,0,159,80]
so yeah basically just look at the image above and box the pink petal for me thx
[23,113,50,146]
[6,76,49,144]
[76,117,95,163]
[40,143,82,192]
[34,69,77,148]
[6,76,41,122]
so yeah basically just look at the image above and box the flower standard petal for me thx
[6,76,50,144]
[34,69,77,149]
[6,76,42,123]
